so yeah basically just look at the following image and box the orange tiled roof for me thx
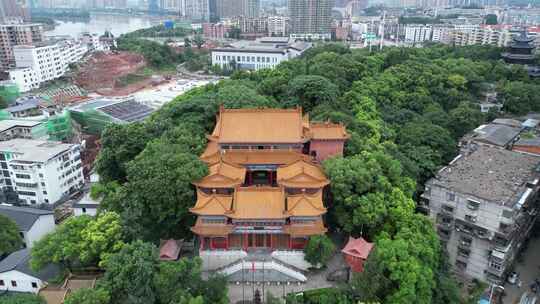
[200,136,219,159]
[284,218,327,237]
[190,189,233,216]
[193,160,246,188]
[309,122,350,140]
[213,107,306,144]
[277,159,329,188]
[286,190,326,217]
[191,218,233,236]
[229,187,287,219]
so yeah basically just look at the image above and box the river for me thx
[45,13,172,38]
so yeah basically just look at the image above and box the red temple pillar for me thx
[270,234,274,250]
[225,236,229,250]
[210,237,214,250]
[288,236,292,249]
[243,233,247,251]
[267,170,272,185]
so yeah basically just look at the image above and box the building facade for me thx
[0,22,44,71]
[190,107,348,277]
[267,16,288,37]
[0,249,59,293]
[422,144,540,283]
[0,139,84,205]
[211,37,311,71]
[404,25,432,44]
[7,39,88,92]
[288,0,333,40]
[0,205,55,249]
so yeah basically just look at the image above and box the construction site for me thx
[74,51,148,96]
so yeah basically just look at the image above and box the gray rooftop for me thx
[0,249,60,281]
[473,124,521,147]
[0,120,42,133]
[69,97,154,123]
[0,205,53,231]
[515,137,540,147]
[433,144,540,206]
[213,37,311,54]
[5,99,40,113]
[492,118,522,128]
[0,139,75,163]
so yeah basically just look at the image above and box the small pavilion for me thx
[341,237,374,273]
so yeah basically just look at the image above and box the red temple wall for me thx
[309,140,345,162]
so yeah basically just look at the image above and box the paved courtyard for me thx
[226,253,346,303]
[503,229,540,304]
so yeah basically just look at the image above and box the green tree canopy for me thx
[31,212,123,271]
[0,294,46,304]
[64,288,110,304]
[304,235,336,267]
[0,214,23,257]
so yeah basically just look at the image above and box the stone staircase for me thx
[217,257,307,283]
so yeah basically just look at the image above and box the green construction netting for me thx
[69,109,114,136]
[46,111,73,141]
[0,110,10,120]
[0,84,20,104]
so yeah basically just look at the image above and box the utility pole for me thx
[380,10,385,50]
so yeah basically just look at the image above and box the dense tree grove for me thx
[93,43,540,303]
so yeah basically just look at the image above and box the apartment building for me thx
[288,0,333,40]
[404,25,432,44]
[7,39,88,92]
[267,16,288,37]
[216,0,259,18]
[211,37,312,71]
[0,22,44,70]
[0,139,84,205]
[453,27,512,47]
[0,120,45,141]
[421,144,540,283]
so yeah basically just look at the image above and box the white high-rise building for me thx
[7,39,88,92]
[267,16,288,37]
[0,139,84,205]
[404,25,432,44]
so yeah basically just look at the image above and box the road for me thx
[503,231,540,304]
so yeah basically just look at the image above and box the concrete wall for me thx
[26,214,55,248]
[74,207,98,216]
[309,140,345,162]
[200,250,247,271]
[0,270,44,293]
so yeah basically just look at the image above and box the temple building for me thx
[189,107,348,281]
[502,31,540,77]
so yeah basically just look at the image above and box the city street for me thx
[503,229,540,304]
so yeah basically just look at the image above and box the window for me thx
[467,199,480,211]
[30,200,36,204]
[18,191,36,196]
[43,191,47,194]
[489,260,502,270]
[31,282,38,288]
[44,199,49,203]
[465,214,477,222]
[39,173,43,178]
[442,205,454,213]
[15,173,30,179]
[0,280,4,286]
[82,207,87,213]
[41,182,45,187]
[11,280,17,287]
[446,192,455,201]
[457,248,470,257]
[502,209,514,219]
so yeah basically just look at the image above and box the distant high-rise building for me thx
[216,0,259,19]
[0,23,44,71]
[0,0,30,22]
[149,0,159,11]
[288,0,333,40]
[182,0,210,21]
